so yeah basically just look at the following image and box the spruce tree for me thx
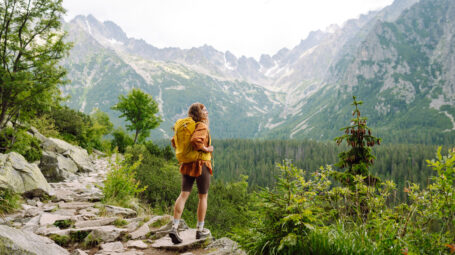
[333,96,382,186]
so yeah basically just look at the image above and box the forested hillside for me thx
[212,139,442,201]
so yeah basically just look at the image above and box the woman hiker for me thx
[169,103,213,244]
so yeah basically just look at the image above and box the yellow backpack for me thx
[173,117,211,163]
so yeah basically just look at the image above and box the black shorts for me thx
[181,165,211,194]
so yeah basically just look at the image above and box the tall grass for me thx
[0,188,21,216]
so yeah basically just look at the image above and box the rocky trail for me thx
[0,131,244,255]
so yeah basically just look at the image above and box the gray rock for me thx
[74,217,116,228]
[22,215,41,232]
[52,209,77,216]
[71,249,88,255]
[0,152,52,196]
[126,240,147,249]
[58,201,94,210]
[105,205,137,218]
[41,137,95,172]
[100,241,124,252]
[35,226,61,235]
[39,213,71,226]
[39,151,78,182]
[90,225,128,242]
[206,237,246,255]
[0,224,69,255]
[46,225,128,242]
[151,228,211,251]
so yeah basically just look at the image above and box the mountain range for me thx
[61,0,455,144]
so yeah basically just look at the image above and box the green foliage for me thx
[101,152,146,209]
[234,149,455,255]
[111,88,162,144]
[50,106,113,152]
[28,114,60,138]
[0,0,71,130]
[91,108,114,138]
[0,188,21,216]
[49,234,70,247]
[81,233,100,249]
[210,138,438,202]
[401,147,455,254]
[69,230,90,243]
[113,218,128,227]
[0,127,41,162]
[126,144,180,209]
[149,217,170,228]
[53,219,75,229]
[232,162,328,254]
[111,127,134,153]
[143,140,174,160]
[333,96,381,186]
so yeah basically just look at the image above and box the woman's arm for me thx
[191,123,213,153]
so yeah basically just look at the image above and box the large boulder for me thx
[39,151,78,181]
[28,127,46,143]
[0,224,69,255]
[0,152,51,197]
[41,138,94,173]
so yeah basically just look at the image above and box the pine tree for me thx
[333,96,382,186]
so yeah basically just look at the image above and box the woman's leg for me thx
[173,191,190,219]
[195,165,211,233]
[197,193,208,222]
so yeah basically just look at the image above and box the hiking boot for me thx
[196,228,211,239]
[169,227,183,244]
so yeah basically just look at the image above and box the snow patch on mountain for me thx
[165,85,185,90]
[265,120,285,129]
[290,105,326,138]
[108,38,124,45]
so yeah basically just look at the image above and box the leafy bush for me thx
[28,114,60,138]
[233,149,455,254]
[126,144,180,209]
[101,153,146,209]
[111,128,134,153]
[0,188,21,215]
[49,106,113,152]
[0,127,42,162]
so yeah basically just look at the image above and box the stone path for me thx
[1,155,244,255]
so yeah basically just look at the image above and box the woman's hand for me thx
[202,145,214,153]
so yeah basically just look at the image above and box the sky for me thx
[63,0,394,60]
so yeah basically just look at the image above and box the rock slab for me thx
[0,152,51,196]
[0,224,69,255]
[151,229,211,251]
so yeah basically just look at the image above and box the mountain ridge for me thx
[61,0,455,144]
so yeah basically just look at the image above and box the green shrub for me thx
[53,219,75,229]
[49,234,70,247]
[111,128,134,153]
[0,188,21,215]
[126,144,180,210]
[69,230,90,243]
[82,233,100,249]
[0,127,41,162]
[101,153,146,209]
[49,106,113,153]
[28,114,60,138]
[149,217,170,228]
[113,218,128,227]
